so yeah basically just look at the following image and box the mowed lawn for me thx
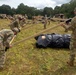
[0,19,76,75]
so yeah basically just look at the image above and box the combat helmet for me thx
[12,28,19,35]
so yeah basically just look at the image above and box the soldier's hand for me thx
[9,44,12,48]
[19,27,21,30]
[60,22,64,26]
[60,23,66,28]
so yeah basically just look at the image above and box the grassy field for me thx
[0,19,76,75]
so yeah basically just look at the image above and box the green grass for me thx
[0,19,76,75]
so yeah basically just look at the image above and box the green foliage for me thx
[0,4,12,15]
[0,0,76,18]
[54,6,61,15]
[42,7,53,17]
[11,8,16,15]
[53,0,76,18]
[16,3,27,15]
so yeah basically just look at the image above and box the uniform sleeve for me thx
[15,19,21,30]
[9,22,14,30]
[6,32,14,47]
[65,17,76,31]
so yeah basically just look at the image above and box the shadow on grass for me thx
[51,66,76,75]
[34,45,69,51]
[33,43,70,51]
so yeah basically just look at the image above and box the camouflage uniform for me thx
[69,16,76,65]
[44,15,48,29]
[9,19,21,31]
[63,8,76,66]
[48,17,51,25]
[20,18,26,27]
[0,29,14,69]
[32,16,36,24]
[25,14,28,24]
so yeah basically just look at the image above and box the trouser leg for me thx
[68,40,76,66]
[68,54,75,66]
[44,23,46,29]
[0,37,6,69]
[0,50,6,69]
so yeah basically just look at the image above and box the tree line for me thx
[0,0,76,19]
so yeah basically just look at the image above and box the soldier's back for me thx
[0,29,14,38]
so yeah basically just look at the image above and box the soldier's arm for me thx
[61,18,75,31]
[6,33,15,47]
[66,17,76,31]
[5,34,16,51]
[9,35,16,45]
[65,18,72,25]
[18,24,21,31]
[17,20,21,31]
[61,22,72,31]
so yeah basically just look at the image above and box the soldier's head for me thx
[12,28,20,35]
[74,7,76,15]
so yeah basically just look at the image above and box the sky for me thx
[0,0,71,9]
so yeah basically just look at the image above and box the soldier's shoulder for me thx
[72,16,76,20]
[71,16,76,25]
[0,29,13,34]
[2,29,11,31]
[1,29,13,33]
[71,16,76,22]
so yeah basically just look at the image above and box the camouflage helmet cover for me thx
[12,28,19,34]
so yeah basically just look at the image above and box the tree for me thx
[16,3,26,14]
[53,6,61,15]
[43,7,53,17]
[0,4,12,15]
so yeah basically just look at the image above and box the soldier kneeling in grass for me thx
[0,28,19,70]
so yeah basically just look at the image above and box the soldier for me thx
[48,17,51,25]
[61,7,76,66]
[32,16,36,24]
[25,14,28,24]
[19,17,26,27]
[0,28,19,70]
[44,15,48,29]
[62,18,72,32]
[9,18,21,31]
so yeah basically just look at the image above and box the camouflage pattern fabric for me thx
[0,29,14,47]
[0,36,5,68]
[67,16,76,62]
[44,16,48,29]
[0,29,14,68]
[9,19,21,30]
[70,16,76,59]
[20,18,26,27]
